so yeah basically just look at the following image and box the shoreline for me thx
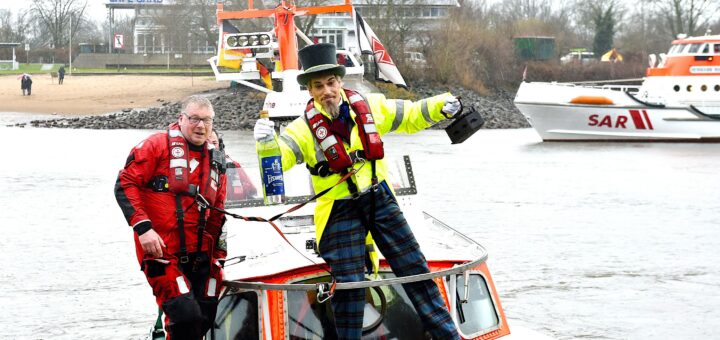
[0,74,228,115]
[2,74,529,130]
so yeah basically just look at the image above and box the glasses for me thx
[183,113,213,125]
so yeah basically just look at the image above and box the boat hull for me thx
[515,82,720,141]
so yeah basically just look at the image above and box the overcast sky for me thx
[1,0,111,22]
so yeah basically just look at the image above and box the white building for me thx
[309,0,458,54]
[104,0,456,58]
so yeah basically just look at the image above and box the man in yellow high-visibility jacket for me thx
[254,43,462,339]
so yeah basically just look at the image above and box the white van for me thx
[560,51,595,64]
[404,51,428,68]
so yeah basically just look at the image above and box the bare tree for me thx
[0,9,31,43]
[493,0,556,22]
[356,0,424,64]
[189,0,219,50]
[656,0,717,37]
[31,0,88,48]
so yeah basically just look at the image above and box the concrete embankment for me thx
[12,84,529,130]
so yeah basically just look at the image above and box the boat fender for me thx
[569,96,614,105]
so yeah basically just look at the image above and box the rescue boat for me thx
[207,0,376,122]
[196,1,553,339]
[209,155,555,339]
[514,34,720,141]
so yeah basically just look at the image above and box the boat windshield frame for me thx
[225,155,418,209]
[223,247,488,293]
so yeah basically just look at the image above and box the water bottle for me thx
[257,110,285,205]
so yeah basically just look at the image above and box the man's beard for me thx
[322,100,341,118]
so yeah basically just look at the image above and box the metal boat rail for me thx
[224,251,487,293]
[223,210,487,293]
[547,81,642,94]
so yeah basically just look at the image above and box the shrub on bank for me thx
[522,61,646,83]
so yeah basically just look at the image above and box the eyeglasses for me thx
[183,113,214,125]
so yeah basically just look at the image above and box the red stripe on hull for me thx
[642,110,654,130]
[629,110,647,129]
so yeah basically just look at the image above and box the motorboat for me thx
[211,155,551,339]
[207,0,379,122]
[192,1,553,338]
[514,34,720,141]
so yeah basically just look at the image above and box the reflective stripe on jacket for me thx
[277,90,453,244]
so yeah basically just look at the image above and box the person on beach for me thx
[20,74,32,96]
[114,95,228,339]
[253,43,463,339]
[58,66,66,85]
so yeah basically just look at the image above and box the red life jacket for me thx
[304,88,384,173]
[166,123,219,206]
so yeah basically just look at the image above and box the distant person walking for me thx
[58,66,66,85]
[20,74,32,96]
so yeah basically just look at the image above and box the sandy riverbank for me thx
[0,74,228,115]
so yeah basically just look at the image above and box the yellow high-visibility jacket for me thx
[275,90,453,247]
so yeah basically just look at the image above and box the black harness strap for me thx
[174,194,189,263]
[193,206,207,271]
[369,159,377,236]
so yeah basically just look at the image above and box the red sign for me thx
[114,34,124,49]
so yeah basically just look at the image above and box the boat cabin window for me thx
[211,291,260,340]
[688,44,702,54]
[672,44,689,54]
[286,274,431,339]
[454,273,500,337]
[714,44,720,54]
[701,44,710,54]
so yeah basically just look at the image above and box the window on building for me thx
[320,29,344,49]
[136,34,144,53]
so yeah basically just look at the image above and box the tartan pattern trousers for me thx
[318,183,459,340]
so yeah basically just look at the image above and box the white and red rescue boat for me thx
[515,34,720,141]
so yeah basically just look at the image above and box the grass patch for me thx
[372,82,419,100]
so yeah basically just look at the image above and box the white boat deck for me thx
[222,198,487,281]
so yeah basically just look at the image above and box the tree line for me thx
[1,0,718,88]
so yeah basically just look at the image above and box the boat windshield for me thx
[210,271,502,340]
[225,155,417,208]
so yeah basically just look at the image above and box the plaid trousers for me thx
[318,182,459,340]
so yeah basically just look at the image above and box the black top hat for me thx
[297,43,346,86]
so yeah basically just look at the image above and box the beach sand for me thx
[0,74,229,115]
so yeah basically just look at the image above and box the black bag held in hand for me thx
[445,106,485,144]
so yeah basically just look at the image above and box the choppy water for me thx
[1,126,719,339]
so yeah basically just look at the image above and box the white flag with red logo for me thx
[355,11,407,88]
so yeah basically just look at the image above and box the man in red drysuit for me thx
[115,95,228,339]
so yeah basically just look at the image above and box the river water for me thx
[1,126,719,339]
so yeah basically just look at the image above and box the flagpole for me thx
[69,16,72,75]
